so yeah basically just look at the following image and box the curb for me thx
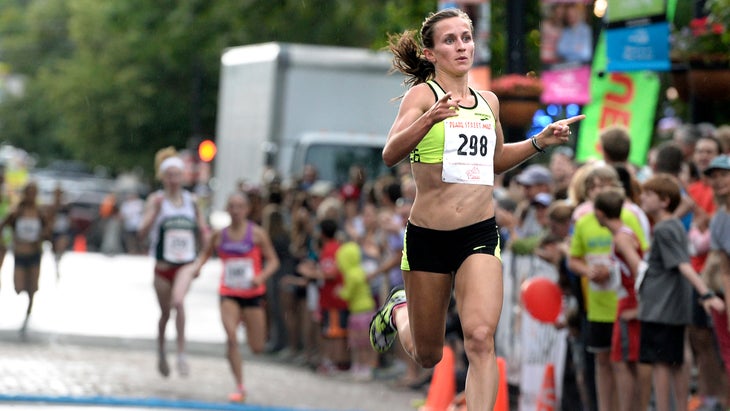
[0,329,225,358]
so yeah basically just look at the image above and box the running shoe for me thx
[228,391,245,403]
[369,286,406,353]
[177,354,189,377]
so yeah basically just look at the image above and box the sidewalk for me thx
[0,251,422,411]
[0,251,223,350]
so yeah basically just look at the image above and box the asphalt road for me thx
[0,250,421,411]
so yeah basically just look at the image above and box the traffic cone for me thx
[536,363,556,411]
[419,345,456,411]
[494,357,509,411]
[73,234,87,252]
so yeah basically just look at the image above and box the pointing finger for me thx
[561,115,586,126]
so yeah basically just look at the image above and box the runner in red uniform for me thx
[184,191,279,402]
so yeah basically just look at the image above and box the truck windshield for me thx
[304,144,394,186]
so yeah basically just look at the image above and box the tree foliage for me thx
[0,0,531,178]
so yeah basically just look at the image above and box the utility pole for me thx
[504,0,529,143]
[690,0,711,123]
[506,0,527,75]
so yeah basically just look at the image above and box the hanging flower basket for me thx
[491,74,544,127]
[670,0,730,101]
[491,73,545,99]
[499,97,541,127]
[688,61,730,101]
[671,60,730,102]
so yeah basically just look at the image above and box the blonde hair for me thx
[584,165,622,193]
[714,125,730,154]
[154,146,178,180]
[567,163,595,207]
[316,196,343,222]
[547,200,574,223]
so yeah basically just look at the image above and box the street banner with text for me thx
[576,33,659,166]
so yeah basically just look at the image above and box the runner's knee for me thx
[226,337,238,351]
[463,324,495,356]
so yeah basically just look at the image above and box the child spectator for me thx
[637,173,725,411]
[336,241,377,381]
[568,165,649,411]
[594,187,652,411]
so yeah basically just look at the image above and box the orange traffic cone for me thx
[420,345,456,411]
[494,357,509,411]
[536,363,556,411]
[73,234,87,253]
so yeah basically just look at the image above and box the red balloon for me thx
[520,277,563,323]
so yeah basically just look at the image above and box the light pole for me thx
[506,0,527,75]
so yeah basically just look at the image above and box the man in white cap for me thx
[702,154,730,408]
[514,164,553,239]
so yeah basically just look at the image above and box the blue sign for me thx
[606,22,670,72]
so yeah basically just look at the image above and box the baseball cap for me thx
[703,155,730,176]
[553,146,575,159]
[308,180,334,197]
[515,164,552,186]
[531,192,553,207]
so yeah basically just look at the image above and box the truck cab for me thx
[212,42,405,213]
[287,131,392,187]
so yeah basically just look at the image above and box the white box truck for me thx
[212,42,405,212]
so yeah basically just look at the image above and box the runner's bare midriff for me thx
[13,241,41,256]
[408,163,495,230]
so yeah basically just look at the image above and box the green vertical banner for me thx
[576,32,660,166]
[667,0,677,23]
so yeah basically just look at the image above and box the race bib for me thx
[162,229,196,264]
[223,258,255,289]
[442,118,496,185]
[16,217,41,243]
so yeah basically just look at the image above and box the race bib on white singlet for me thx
[162,229,196,264]
[442,119,496,185]
[223,257,255,289]
[16,217,42,243]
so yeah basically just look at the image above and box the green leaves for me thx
[0,0,522,179]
